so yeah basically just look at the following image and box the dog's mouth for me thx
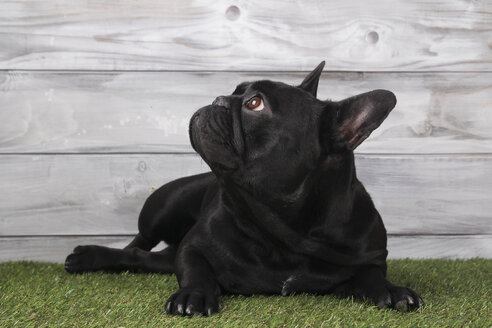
[188,111,201,154]
[188,105,241,172]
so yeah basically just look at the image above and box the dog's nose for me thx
[212,96,230,109]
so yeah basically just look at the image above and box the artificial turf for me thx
[0,259,490,327]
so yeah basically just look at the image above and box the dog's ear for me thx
[298,61,325,98]
[324,90,396,151]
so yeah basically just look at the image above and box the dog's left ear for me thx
[299,61,325,98]
[325,90,396,151]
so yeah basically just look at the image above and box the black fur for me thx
[65,61,424,316]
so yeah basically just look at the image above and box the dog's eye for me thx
[246,96,264,111]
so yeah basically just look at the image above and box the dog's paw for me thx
[381,284,425,312]
[165,288,219,317]
[333,281,424,312]
[64,245,108,273]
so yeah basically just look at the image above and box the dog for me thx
[65,61,424,316]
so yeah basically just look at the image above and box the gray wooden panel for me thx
[1,71,491,154]
[356,154,492,235]
[0,236,136,263]
[1,0,491,71]
[1,154,491,236]
[0,154,208,236]
[386,235,491,259]
[0,235,489,263]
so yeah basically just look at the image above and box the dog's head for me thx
[189,61,396,188]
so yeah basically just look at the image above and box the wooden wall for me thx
[0,0,491,262]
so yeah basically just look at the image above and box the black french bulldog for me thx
[65,61,424,316]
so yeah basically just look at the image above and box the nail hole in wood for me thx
[366,31,379,44]
[226,5,240,21]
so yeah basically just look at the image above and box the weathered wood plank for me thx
[0,154,491,236]
[0,0,491,71]
[1,71,491,154]
[356,154,492,235]
[1,235,489,263]
[0,154,208,236]
[386,235,491,259]
[0,236,136,263]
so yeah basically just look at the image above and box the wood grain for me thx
[386,235,491,259]
[1,154,491,236]
[0,154,207,236]
[356,154,492,235]
[0,235,489,263]
[1,71,491,154]
[0,0,491,71]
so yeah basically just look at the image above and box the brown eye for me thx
[246,96,264,111]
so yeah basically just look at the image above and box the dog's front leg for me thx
[165,245,220,317]
[334,265,424,312]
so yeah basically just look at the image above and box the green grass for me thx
[0,259,490,327]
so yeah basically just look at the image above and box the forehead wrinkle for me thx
[249,80,275,92]
[251,80,293,96]
[233,82,250,95]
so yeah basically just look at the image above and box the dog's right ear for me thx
[320,89,396,152]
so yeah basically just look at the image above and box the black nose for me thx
[212,96,230,109]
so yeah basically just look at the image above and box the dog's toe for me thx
[64,245,105,274]
[375,293,392,309]
[335,278,424,312]
[185,292,204,316]
[386,285,424,312]
[394,299,408,312]
[165,288,219,317]
[64,252,83,273]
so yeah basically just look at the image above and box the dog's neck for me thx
[305,151,358,235]
[218,150,357,226]
[216,151,376,265]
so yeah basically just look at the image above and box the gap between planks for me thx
[2,69,492,74]
[2,152,492,156]
[2,233,491,238]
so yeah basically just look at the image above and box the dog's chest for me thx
[213,240,297,294]
[201,218,307,294]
